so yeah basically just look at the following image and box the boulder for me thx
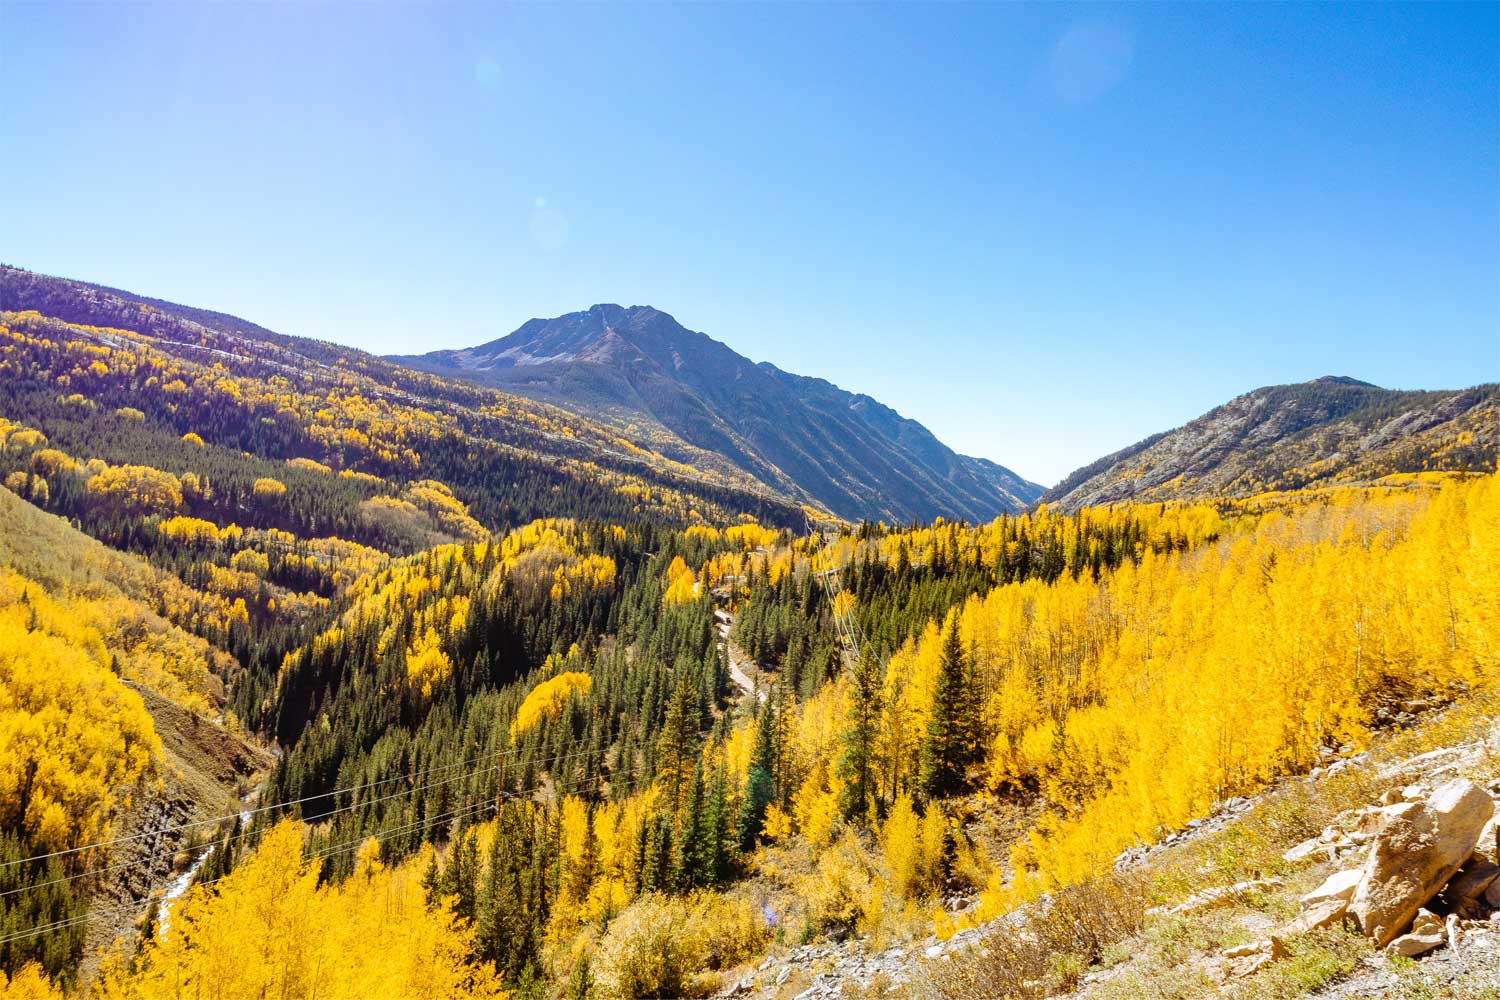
[1228,935,1287,978]
[1222,941,1267,959]
[1300,868,1361,907]
[1359,804,1407,834]
[1386,909,1445,958]
[1283,836,1331,865]
[1475,815,1499,865]
[1281,897,1349,936]
[1442,859,1500,905]
[1351,778,1495,947]
[1222,935,1285,960]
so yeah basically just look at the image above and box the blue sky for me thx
[3,2,1496,486]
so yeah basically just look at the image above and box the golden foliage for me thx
[0,488,227,712]
[663,555,698,606]
[511,670,593,740]
[85,463,183,516]
[0,567,161,852]
[0,963,65,1000]
[405,628,454,699]
[286,456,332,474]
[593,892,768,1000]
[93,821,504,999]
[920,475,1500,916]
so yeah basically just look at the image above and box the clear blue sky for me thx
[3,2,1496,486]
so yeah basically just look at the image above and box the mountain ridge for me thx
[1041,375,1499,510]
[0,264,818,531]
[393,304,1043,523]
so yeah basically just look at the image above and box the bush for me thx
[921,869,1149,1000]
[799,830,882,935]
[594,893,768,999]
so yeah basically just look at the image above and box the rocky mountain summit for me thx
[394,305,1042,523]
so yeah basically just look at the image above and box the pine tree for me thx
[737,697,778,850]
[838,651,883,820]
[657,675,697,811]
[673,758,708,891]
[919,613,975,800]
[706,759,731,885]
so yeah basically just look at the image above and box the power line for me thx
[0,753,656,950]
[0,736,610,874]
[0,797,500,950]
[0,738,610,886]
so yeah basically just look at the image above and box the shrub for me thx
[921,869,1149,1000]
[799,830,881,935]
[593,893,768,999]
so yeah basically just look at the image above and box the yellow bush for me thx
[593,892,767,999]
[798,830,881,934]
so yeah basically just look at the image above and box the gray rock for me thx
[1352,778,1494,947]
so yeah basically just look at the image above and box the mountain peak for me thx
[392,307,1043,521]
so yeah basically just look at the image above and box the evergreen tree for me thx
[837,651,883,820]
[919,613,976,800]
[737,698,778,850]
[656,675,697,811]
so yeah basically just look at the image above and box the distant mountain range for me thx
[1042,376,1499,510]
[7,264,1490,525]
[392,305,1043,523]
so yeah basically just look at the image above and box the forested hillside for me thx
[394,304,1042,523]
[0,266,1497,1000]
[0,266,816,534]
[1042,376,1498,510]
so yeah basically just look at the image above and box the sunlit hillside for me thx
[2,296,1495,995]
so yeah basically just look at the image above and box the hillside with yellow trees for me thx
[0,266,1496,1000]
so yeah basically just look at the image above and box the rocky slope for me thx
[1042,376,1499,511]
[719,701,1500,1000]
[393,304,1042,523]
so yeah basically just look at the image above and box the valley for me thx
[0,267,1495,1000]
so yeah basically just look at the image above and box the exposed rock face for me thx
[1440,859,1500,913]
[393,304,1044,523]
[1351,778,1495,947]
[1166,877,1282,916]
[1279,895,1351,937]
